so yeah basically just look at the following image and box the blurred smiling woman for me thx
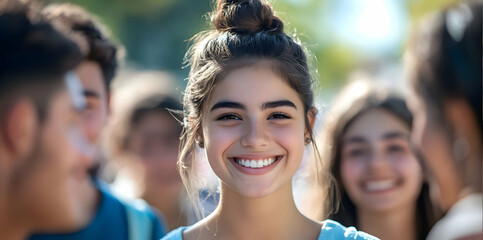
[305,80,438,240]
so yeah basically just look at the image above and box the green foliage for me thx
[41,0,458,90]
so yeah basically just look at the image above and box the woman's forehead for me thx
[207,66,302,107]
[343,108,410,142]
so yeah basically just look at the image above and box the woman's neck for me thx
[186,182,320,240]
[358,204,418,240]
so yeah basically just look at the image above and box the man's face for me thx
[75,61,108,144]
[12,84,93,232]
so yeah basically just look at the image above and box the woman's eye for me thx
[387,145,405,153]
[268,112,291,120]
[216,113,242,121]
[349,149,367,157]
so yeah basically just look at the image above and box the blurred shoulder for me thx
[427,194,482,240]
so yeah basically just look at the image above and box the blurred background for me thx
[41,0,459,102]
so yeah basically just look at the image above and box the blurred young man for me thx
[0,1,91,239]
[29,4,167,240]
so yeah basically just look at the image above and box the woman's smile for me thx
[229,155,284,175]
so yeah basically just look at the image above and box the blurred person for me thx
[29,3,166,240]
[305,80,438,240]
[0,0,91,239]
[405,0,482,239]
[107,94,193,230]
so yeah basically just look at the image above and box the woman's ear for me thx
[304,107,317,145]
[190,115,204,148]
[195,129,204,148]
[305,107,317,135]
[444,98,477,140]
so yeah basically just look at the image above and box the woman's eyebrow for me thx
[262,100,297,110]
[210,99,297,111]
[210,101,246,111]
[382,131,409,140]
[343,136,367,145]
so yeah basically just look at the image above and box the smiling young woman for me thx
[160,1,378,240]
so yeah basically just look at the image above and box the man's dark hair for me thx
[0,0,82,122]
[43,4,119,89]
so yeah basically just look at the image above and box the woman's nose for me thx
[240,120,270,149]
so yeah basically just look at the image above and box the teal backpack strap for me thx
[123,198,154,240]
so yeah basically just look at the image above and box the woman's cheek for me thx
[341,159,364,195]
[397,155,424,186]
[204,126,239,167]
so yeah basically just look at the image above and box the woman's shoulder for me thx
[160,226,188,240]
[319,220,379,240]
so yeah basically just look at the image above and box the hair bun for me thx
[212,0,284,34]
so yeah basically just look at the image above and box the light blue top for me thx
[161,219,378,240]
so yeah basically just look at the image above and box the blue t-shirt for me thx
[161,220,378,240]
[29,179,166,240]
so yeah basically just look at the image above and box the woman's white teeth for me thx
[236,158,276,168]
[250,160,257,168]
[365,180,397,192]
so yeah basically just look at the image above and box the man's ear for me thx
[2,99,38,161]
[444,98,480,161]
[444,98,478,143]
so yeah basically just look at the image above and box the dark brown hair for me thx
[406,0,481,138]
[42,3,119,89]
[179,0,318,216]
[0,0,82,122]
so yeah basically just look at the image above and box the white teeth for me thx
[234,157,278,168]
[250,160,257,168]
[365,180,396,192]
